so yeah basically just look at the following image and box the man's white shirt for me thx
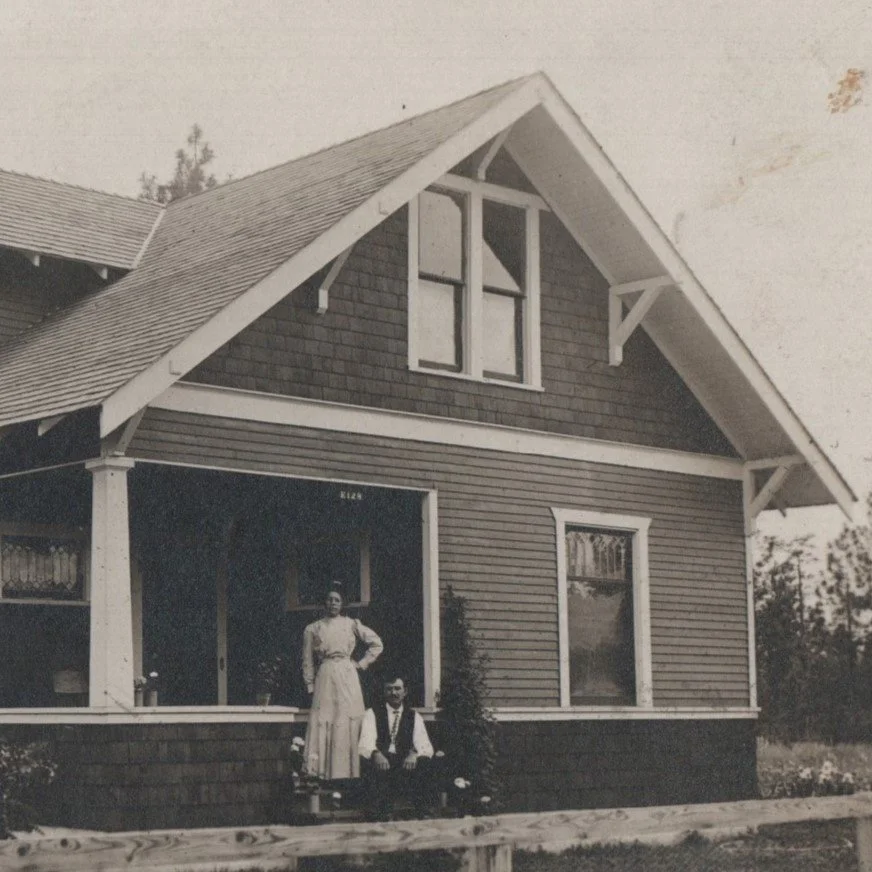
[358,705,434,759]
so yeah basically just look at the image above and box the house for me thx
[0,73,855,830]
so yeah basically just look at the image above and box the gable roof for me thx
[0,73,856,516]
[0,76,535,432]
[0,169,162,269]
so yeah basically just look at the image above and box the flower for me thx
[480,796,492,806]
[133,675,148,691]
[254,655,285,692]
[291,736,306,749]
[454,777,471,789]
[331,791,342,800]
[434,750,445,758]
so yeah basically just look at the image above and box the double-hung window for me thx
[552,509,653,708]
[409,174,543,388]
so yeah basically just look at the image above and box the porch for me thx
[0,463,436,712]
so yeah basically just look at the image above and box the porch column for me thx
[86,457,136,709]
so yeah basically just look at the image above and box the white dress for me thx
[302,615,383,779]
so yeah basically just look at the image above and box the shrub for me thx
[0,738,57,838]
[436,586,502,812]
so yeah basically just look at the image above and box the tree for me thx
[819,493,872,738]
[754,534,818,741]
[139,124,218,204]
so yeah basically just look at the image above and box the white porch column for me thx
[86,457,136,709]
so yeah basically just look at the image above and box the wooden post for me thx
[86,457,136,709]
[131,561,143,679]
[216,548,228,705]
[461,845,512,872]
[857,816,872,871]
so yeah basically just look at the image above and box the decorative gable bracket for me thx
[743,454,806,534]
[608,276,675,366]
[315,245,354,314]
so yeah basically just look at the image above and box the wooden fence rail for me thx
[4,793,872,872]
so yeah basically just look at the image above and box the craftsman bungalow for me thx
[0,74,855,830]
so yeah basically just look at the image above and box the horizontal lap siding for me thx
[130,410,749,708]
[188,209,735,457]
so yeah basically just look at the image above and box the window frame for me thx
[284,529,372,612]
[552,508,653,709]
[408,173,543,390]
[0,522,91,606]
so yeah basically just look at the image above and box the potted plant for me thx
[254,655,284,705]
[133,675,147,707]
[145,671,159,707]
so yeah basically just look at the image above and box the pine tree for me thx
[138,124,218,203]
[754,534,817,741]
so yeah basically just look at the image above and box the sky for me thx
[1,0,870,551]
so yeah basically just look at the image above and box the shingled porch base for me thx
[2,718,756,831]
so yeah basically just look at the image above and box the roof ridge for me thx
[164,73,540,210]
[0,166,163,210]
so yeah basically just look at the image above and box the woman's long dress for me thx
[302,615,383,779]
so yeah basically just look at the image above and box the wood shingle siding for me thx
[0,252,101,341]
[129,409,749,709]
[189,208,736,457]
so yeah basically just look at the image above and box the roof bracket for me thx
[316,245,354,315]
[608,276,673,365]
[20,250,40,268]
[743,462,797,534]
[89,263,109,281]
[476,126,513,181]
[102,408,146,457]
[37,414,67,436]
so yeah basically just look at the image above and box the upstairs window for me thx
[409,174,543,388]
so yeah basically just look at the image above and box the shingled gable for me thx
[0,72,855,517]
[0,75,538,430]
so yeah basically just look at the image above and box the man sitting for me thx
[358,674,435,820]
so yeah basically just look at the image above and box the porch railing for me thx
[4,792,872,871]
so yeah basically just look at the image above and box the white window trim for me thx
[408,174,542,389]
[552,507,653,710]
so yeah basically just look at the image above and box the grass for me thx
[280,823,862,872]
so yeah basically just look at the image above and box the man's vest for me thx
[374,705,416,758]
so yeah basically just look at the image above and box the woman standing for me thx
[303,585,383,779]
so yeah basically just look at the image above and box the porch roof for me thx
[0,169,162,269]
[0,73,856,515]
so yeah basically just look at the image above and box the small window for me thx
[285,531,371,610]
[552,509,652,708]
[409,174,542,388]
[0,523,89,603]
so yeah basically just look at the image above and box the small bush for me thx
[436,586,502,812]
[0,738,57,838]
